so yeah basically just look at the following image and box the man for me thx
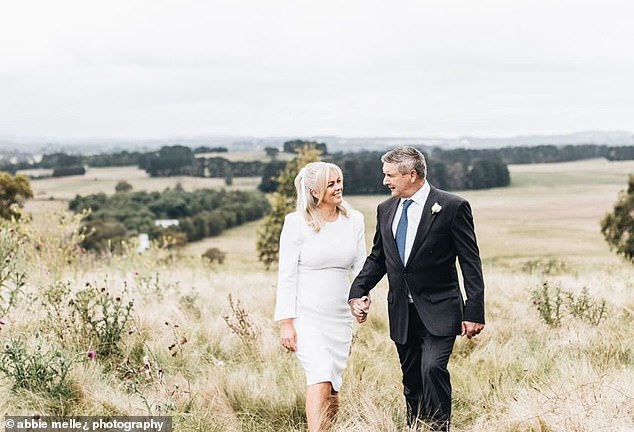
[349,146,485,431]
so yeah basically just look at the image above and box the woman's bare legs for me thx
[306,382,338,431]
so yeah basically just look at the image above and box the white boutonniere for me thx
[431,202,442,215]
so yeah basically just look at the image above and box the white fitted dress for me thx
[274,210,366,391]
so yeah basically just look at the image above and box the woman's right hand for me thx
[279,319,297,352]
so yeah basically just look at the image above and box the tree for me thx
[52,165,86,177]
[258,160,287,193]
[0,172,33,220]
[601,174,634,263]
[224,167,234,186]
[80,219,127,253]
[202,247,226,264]
[115,180,133,193]
[283,139,328,155]
[145,145,194,177]
[466,159,510,189]
[265,147,280,160]
[39,152,83,168]
[256,147,321,269]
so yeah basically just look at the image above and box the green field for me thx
[5,157,634,431]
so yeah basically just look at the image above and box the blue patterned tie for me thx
[396,199,413,264]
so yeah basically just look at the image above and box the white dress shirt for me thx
[391,181,431,265]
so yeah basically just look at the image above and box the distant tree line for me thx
[86,151,145,167]
[2,142,632,183]
[136,141,511,191]
[258,150,511,193]
[68,188,270,252]
[191,157,268,178]
[193,146,228,154]
[140,140,327,178]
[429,144,634,164]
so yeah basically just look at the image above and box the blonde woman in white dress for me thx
[274,161,367,431]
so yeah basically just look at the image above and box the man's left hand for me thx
[349,296,371,323]
[461,321,484,339]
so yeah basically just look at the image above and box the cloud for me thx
[1,0,633,139]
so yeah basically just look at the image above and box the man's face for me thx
[382,162,417,198]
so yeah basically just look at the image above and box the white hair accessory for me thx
[299,168,309,211]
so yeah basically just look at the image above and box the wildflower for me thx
[88,351,96,360]
[0,319,5,326]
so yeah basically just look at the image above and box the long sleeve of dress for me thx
[274,213,302,321]
[350,210,367,279]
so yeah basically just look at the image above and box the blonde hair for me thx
[294,162,349,232]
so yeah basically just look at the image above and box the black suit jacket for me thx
[349,185,485,343]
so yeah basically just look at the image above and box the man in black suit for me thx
[349,146,485,431]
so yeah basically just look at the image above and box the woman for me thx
[274,161,367,431]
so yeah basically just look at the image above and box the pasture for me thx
[5,158,634,431]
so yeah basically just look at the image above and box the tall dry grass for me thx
[1,158,633,431]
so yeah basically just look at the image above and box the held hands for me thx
[279,319,297,352]
[349,296,371,323]
[461,321,484,339]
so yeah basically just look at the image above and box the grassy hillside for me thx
[3,158,634,431]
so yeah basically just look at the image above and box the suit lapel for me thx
[383,198,402,266]
[406,187,440,266]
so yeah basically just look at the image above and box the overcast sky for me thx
[1,0,633,141]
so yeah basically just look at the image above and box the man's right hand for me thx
[349,296,371,323]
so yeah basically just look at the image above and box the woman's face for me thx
[317,169,343,208]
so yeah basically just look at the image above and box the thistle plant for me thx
[0,338,87,414]
[531,280,563,327]
[0,226,28,317]
[223,293,258,345]
[41,280,74,343]
[566,287,608,326]
[70,279,135,360]
[134,271,180,301]
[165,321,188,357]
[532,281,608,328]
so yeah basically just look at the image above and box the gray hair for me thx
[381,146,427,180]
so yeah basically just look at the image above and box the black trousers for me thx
[395,303,456,431]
